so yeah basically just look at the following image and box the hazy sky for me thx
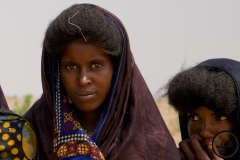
[0,0,240,97]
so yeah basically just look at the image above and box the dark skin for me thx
[179,106,234,160]
[60,41,114,132]
[179,135,223,160]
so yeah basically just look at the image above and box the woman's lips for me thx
[75,92,96,101]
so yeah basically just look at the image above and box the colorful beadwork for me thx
[53,60,105,160]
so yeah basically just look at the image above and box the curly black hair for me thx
[43,4,123,56]
[166,66,237,116]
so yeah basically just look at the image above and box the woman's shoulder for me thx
[23,97,52,122]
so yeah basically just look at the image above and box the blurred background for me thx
[1,0,240,145]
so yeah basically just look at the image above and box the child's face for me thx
[187,106,234,155]
[60,42,114,113]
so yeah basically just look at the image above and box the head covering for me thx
[0,86,9,110]
[23,4,180,160]
[179,58,240,160]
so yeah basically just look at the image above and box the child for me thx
[166,58,240,160]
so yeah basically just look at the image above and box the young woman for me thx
[165,58,240,160]
[23,4,180,160]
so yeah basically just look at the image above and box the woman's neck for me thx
[74,107,103,132]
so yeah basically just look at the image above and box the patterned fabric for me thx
[0,110,37,160]
[52,61,104,160]
[0,86,36,160]
[23,4,181,160]
[53,101,104,160]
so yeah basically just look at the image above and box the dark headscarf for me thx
[179,58,240,160]
[23,4,180,160]
[0,86,9,109]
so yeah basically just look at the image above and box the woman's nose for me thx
[199,122,215,138]
[78,69,91,85]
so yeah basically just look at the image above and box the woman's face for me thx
[187,106,234,155]
[60,42,114,113]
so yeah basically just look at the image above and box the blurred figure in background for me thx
[0,85,36,159]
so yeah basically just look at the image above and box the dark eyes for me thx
[65,63,103,70]
[216,116,228,121]
[66,65,77,70]
[187,113,228,121]
[187,114,199,121]
[91,63,102,69]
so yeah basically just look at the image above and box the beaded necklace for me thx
[82,127,94,137]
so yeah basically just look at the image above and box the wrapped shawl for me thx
[23,4,180,160]
[0,86,9,109]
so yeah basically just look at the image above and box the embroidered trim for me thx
[53,59,104,160]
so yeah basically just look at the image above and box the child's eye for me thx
[187,113,200,121]
[67,65,77,70]
[217,115,228,121]
[92,63,102,69]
